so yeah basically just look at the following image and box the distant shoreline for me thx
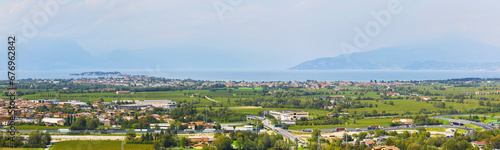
[70,71,124,76]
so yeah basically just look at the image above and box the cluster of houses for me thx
[0,99,177,128]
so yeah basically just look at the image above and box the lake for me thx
[7,69,500,82]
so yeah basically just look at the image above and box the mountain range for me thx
[10,38,250,70]
[6,37,500,71]
[290,38,500,70]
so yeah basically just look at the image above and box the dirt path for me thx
[205,95,219,102]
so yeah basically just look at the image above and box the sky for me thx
[2,0,500,69]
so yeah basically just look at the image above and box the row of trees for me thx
[0,131,51,148]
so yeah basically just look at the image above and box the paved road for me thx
[262,119,304,147]
[434,115,496,130]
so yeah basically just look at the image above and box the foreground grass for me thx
[51,140,153,150]
[0,148,43,150]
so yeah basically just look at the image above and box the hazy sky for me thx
[2,0,500,69]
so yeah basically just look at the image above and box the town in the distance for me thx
[1,72,500,150]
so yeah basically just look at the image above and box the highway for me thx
[262,119,304,147]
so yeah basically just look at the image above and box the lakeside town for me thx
[2,74,500,149]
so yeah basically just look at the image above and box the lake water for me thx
[6,69,500,82]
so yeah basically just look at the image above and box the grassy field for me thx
[0,148,44,150]
[51,141,153,150]
[4,125,70,130]
[463,124,483,132]
[288,118,395,130]
[430,117,451,125]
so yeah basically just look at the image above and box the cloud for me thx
[2,0,500,69]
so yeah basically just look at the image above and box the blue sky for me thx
[2,0,500,69]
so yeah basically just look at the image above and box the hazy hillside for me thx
[9,39,248,70]
[290,38,500,70]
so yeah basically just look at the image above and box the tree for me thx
[479,100,485,106]
[25,131,50,148]
[86,118,99,130]
[312,129,321,142]
[212,134,232,150]
[71,117,87,130]
[127,132,136,140]
[274,140,289,150]
[179,136,190,147]
[358,132,368,139]
[371,110,378,116]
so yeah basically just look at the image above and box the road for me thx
[262,119,304,147]
[434,115,496,130]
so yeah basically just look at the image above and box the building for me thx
[372,146,400,150]
[150,123,170,129]
[42,118,65,126]
[30,99,60,104]
[419,96,432,101]
[117,104,152,109]
[136,100,177,110]
[392,119,413,125]
[386,92,400,96]
[116,91,131,94]
[57,100,88,106]
[281,120,297,124]
[472,141,491,148]
[267,110,308,121]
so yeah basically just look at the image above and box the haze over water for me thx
[10,69,500,82]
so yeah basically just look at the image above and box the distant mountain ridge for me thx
[290,38,500,70]
[7,38,250,70]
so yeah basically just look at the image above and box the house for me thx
[419,96,432,101]
[0,120,10,126]
[372,146,400,150]
[392,119,413,125]
[116,91,131,94]
[462,92,471,95]
[386,92,400,96]
[365,140,375,147]
[42,118,65,126]
[203,124,215,129]
[472,141,491,148]
[189,137,215,145]
[475,91,490,95]
[103,119,111,126]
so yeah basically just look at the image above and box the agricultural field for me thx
[288,118,395,130]
[0,148,43,150]
[50,140,153,150]
[3,125,70,130]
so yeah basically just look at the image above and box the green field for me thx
[463,124,483,132]
[51,141,153,150]
[0,148,43,150]
[430,117,451,125]
[288,118,395,130]
[4,125,70,130]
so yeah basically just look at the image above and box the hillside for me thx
[290,38,500,70]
